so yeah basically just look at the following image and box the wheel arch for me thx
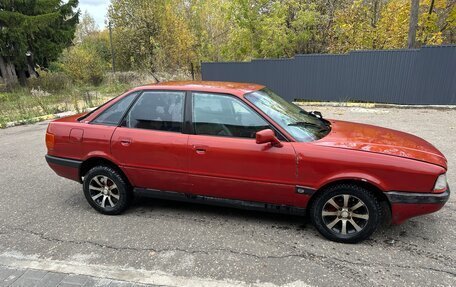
[79,157,131,187]
[307,179,392,224]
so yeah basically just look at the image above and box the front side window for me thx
[91,92,138,125]
[192,92,269,138]
[124,91,185,132]
[245,88,330,142]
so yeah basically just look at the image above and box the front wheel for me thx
[83,166,131,215]
[310,184,382,243]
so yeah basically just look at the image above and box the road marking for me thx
[0,251,312,287]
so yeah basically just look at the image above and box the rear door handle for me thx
[120,138,132,146]
[192,145,207,154]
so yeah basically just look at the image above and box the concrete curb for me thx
[0,253,308,287]
[294,101,456,110]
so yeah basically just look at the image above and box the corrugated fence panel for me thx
[201,46,456,105]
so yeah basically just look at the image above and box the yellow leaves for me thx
[376,0,410,49]
[330,0,453,52]
[107,0,454,68]
[329,0,377,53]
[415,0,450,45]
[427,32,444,45]
[154,1,195,68]
[421,0,447,10]
[61,45,106,85]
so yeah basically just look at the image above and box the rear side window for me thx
[92,92,138,125]
[124,91,185,132]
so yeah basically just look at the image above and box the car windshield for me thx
[245,88,330,142]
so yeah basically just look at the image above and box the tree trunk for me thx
[423,0,436,44]
[0,56,19,87]
[428,0,435,14]
[408,0,420,49]
[27,63,38,78]
[27,58,38,79]
[18,70,27,86]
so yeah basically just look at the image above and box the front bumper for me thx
[385,187,450,204]
[385,186,450,225]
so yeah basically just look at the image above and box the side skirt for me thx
[133,188,306,216]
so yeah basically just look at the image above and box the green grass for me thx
[0,83,129,128]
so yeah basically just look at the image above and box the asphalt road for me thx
[0,106,455,287]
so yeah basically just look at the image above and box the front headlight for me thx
[434,174,447,192]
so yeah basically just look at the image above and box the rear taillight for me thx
[46,132,55,150]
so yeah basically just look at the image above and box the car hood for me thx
[313,120,447,169]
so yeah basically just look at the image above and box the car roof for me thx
[133,81,265,96]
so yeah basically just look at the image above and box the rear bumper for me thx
[385,186,450,225]
[45,154,82,182]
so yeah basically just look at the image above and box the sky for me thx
[78,0,110,29]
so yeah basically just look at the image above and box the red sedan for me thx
[45,81,450,243]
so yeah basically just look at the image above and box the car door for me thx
[188,92,298,205]
[111,90,190,193]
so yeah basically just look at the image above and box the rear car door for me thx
[111,90,190,192]
[188,92,298,205]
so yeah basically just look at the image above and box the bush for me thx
[60,45,106,86]
[0,83,9,92]
[28,72,72,93]
[103,71,162,88]
[103,71,141,85]
[103,70,193,87]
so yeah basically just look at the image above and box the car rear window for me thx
[91,92,139,126]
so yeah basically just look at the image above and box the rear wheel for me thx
[310,184,382,243]
[83,166,131,215]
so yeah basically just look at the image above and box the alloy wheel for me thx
[88,175,120,209]
[321,194,369,236]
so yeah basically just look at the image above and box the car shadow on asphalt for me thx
[127,195,443,245]
[69,191,439,244]
[128,195,310,231]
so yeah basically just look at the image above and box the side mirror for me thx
[256,129,283,148]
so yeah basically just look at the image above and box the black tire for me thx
[83,165,131,215]
[310,184,382,243]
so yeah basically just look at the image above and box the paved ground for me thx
[0,106,454,287]
[0,265,157,287]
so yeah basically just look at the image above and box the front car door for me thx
[188,92,298,205]
[111,90,190,193]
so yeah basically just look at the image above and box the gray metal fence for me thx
[201,46,456,105]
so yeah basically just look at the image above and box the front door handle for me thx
[120,138,132,146]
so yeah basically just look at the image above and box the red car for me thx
[45,81,449,243]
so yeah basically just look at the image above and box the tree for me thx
[376,0,410,49]
[444,1,456,43]
[288,1,325,54]
[0,0,79,87]
[329,0,453,53]
[75,11,98,43]
[60,44,106,86]
[329,0,377,52]
[222,0,325,60]
[408,0,420,48]
[108,0,194,73]
[55,26,111,85]
[187,0,230,62]
[105,0,454,70]
[154,1,195,70]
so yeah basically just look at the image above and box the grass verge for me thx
[0,83,132,128]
